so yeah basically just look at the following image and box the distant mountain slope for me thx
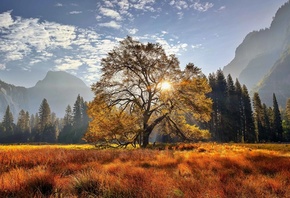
[0,81,28,118]
[255,48,290,107]
[27,71,93,117]
[0,71,93,118]
[223,1,290,105]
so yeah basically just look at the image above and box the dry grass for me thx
[0,143,289,197]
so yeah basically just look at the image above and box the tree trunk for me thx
[141,113,169,148]
[141,130,151,148]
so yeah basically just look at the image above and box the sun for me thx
[160,81,172,91]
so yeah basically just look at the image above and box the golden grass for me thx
[0,143,289,197]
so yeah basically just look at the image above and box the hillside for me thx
[223,1,290,106]
[27,71,93,117]
[255,48,290,107]
[0,81,28,118]
[0,71,93,118]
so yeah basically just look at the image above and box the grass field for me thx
[0,143,289,197]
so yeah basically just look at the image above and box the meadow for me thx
[0,143,289,198]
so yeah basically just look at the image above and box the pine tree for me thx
[225,74,239,142]
[73,95,83,127]
[286,98,290,120]
[284,98,290,141]
[15,109,30,142]
[17,109,27,132]
[253,92,263,142]
[235,80,244,142]
[262,104,272,141]
[273,93,283,141]
[241,85,255,142]
[2,105,14,134]
[208,73,218,140]
[215,69,227,142]
[63,105,73,126]
[81,101,89,126]
[58,105,74,143]
[25,111,30,133]
[39,98,51,131]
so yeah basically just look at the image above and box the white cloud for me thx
[132,0,155,11]
[69,11,82,15]
[0,11,14,28]
[177,12,184,19]
[55,3,63,7]
[55,58,83,71]
[99,20,121,29]
[136,33,188,56]
[0,63,6,70]
[118,0,130,12]
[193,1,214,12]
[0,11,121,85]
[103,0,114,8]
[96,15,102,20]
[192,44,202,49]
[99,7,122,21]
[218,6,226,11]
[0,7,195,86]
[127,28,138,34]
[174,0,188,10]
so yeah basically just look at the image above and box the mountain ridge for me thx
[0,71,93,118]
[223,0,290,106]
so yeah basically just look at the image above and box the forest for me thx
[0,70,289,145]
[0,37,290,146]
[0,94,89,144]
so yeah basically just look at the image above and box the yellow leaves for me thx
[181,124,211,141]
[84,96,140,144]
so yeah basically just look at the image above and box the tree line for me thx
[1,36,289,146]
[0,94,89,144]
[207,69,290,143]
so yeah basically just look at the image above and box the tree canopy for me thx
[84,37,212,148]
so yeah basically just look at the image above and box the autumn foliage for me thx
[0,144,289,197]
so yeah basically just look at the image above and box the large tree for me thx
[85,37,212,148]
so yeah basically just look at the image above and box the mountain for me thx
[223,1,290,106]
[0,71,93,119]
[255,48,290,107]
[0,81,28,119]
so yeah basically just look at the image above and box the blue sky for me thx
[0,0,288,87]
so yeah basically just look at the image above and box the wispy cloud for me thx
[193,1,214,12]
[218,6,226,11]
[99,21,121,29]
[0,11,127,84]
[135,32,188,56]
[170,0,188,10]
[127,28,139,35]
[55,57,83,71]
[0,63,6,70]
[55,3,63,7]
[177,11,184,19]
[0,9,191,85]
[99,7,122,21]
[69,11,82,15]
[192,44,203,49]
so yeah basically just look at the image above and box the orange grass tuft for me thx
[0,143,289,197]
